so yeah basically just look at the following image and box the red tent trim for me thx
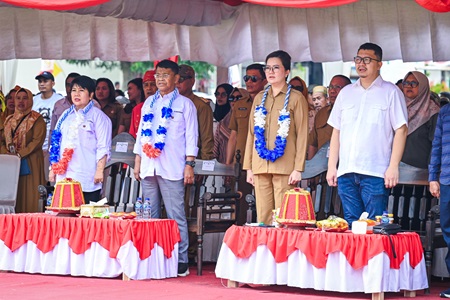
[0,0,109,10]
[415,0,450,13]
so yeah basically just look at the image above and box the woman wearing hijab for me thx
[2,88,46,212]
[213,83,233,122]
[213,87,249,163]
[401,71,440,169]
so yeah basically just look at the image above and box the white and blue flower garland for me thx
[49,100,94,174]
[254,84,292,162]
[140,89,178,158]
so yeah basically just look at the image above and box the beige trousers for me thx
[254,173,292,225]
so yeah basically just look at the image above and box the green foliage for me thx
[66,57,215,81]
[431,83,445,94]
[66,60,119,71]
[179,59,215,80]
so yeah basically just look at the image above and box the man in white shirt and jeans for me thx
[133,60,198,277]
[326,42,408,224]
[32,71,63,181]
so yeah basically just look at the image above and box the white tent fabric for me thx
[0,0,449,66]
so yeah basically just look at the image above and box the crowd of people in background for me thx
[2,43,450,287]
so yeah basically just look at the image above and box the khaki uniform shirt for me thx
[187,93,214,160]
[243,84,309,175]
[229,97,253,162]
[309,105,332,149]
[102,101,123,138]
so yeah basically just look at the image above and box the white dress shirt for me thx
[134,89,199,181]
[56,103,112,192]
[328,75,408,178]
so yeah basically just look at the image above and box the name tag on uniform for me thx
[238,107,247,111]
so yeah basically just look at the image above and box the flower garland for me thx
[49,101,93,174]
[140,89,178,158]
[254,84,292,162]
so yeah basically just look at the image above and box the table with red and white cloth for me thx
[0,213,180,280]
[215,225,428,297]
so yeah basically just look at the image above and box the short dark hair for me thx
[95,78,116,104]
[332,75,352,86]
[71,75,96,94]
[265,50,291,71]
[246,63,266,79]
[66,72,80,81]
[115,89,125,97]
[358,42,383,61]
[156,59,180,75]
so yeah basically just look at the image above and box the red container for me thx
[277,188,316,226]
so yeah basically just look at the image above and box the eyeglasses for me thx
[178,76,193,83]
[353,56,380,64]
[243,75,260,82]
[327,85,344,90]
[263,65,281,73]
[402,80,419,88]
[155,73,171,80]
[214,92,228,98]
[291,86,304,93]
[228,95,242,102]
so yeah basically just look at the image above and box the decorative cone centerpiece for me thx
[46,178,85,214]
[277,188,316,227]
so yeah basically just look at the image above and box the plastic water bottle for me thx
[135,197,143,219]
[143,198,151,219]
[46,193,53,207]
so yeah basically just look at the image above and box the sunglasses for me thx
[214,92,228,98]
[228,95,242,102]
[402,80,419,88]
[243,75,260,83]
[178,76,193,83]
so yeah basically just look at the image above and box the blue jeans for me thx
[440,184,450,274]
[337,173,389,224]
[141,176,188,264]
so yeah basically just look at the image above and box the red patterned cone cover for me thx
[51,178,85,209]
[278,188,315,224]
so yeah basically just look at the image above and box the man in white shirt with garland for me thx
[134,59,198,277]
[32,71,64,181]
[326,42,408,224]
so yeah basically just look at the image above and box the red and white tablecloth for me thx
[0,213,180,280]
[215,225,428,293]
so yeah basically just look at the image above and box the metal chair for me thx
[0,154,20,214]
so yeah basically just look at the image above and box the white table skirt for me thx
[215,244,428,293]
[0,238,178,280]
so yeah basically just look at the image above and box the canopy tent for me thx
[0,0,449,66]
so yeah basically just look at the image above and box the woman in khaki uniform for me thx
[243,50,309,225]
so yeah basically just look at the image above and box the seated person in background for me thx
[129,70,157,138]
[213,83,233,122]
[49,76,112,203]
[401,71,439,169]
[118,78,145,134]
[311,85,328,112]
[213,86,238,164]
[308,75,351,159]
[395,79,403,92]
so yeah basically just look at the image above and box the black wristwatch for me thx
[185,161,196,168]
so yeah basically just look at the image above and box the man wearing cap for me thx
[176,65,214,160]
[308,75,351,159]
[32,71,64,181]
[129,70,157,138]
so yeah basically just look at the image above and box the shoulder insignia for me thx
[199,97,211,104]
